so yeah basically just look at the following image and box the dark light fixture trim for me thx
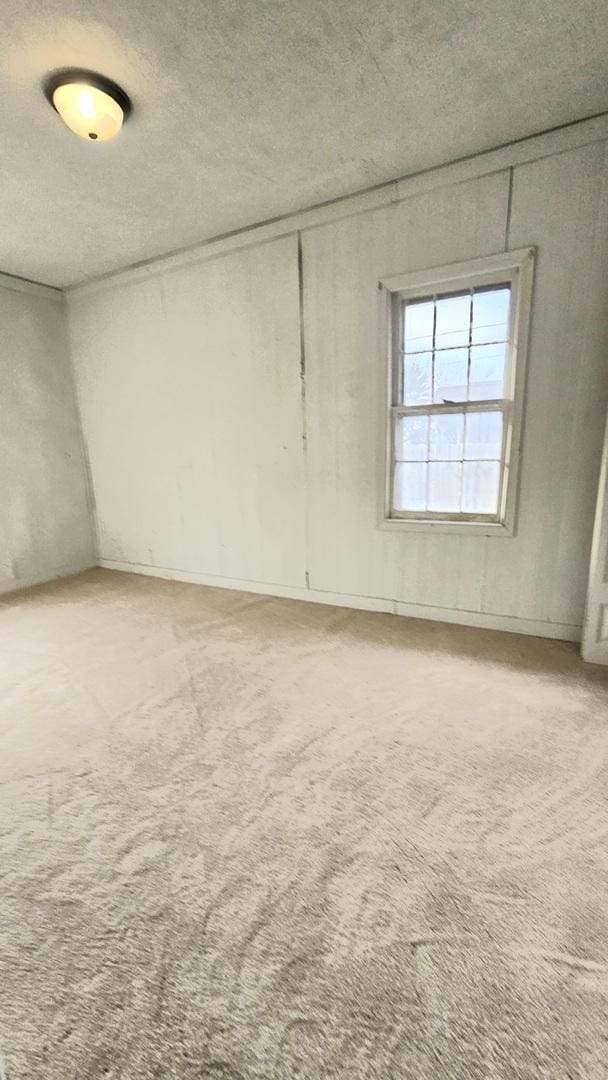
[43,68,132,121]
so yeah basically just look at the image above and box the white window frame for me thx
[378,248,535,537]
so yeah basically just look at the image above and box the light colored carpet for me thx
[1,569,608,1079]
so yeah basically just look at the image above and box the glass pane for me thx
[429,413,464,461]
[433,346,468,403]
[395,416,429,462]
[472,287,510,345]
[393,462,427,511]
[428,461,462,512]
[464,412,503,460]
[404,300,434,354]
[462,461,501,514]
[403,351,432,405]
[435,293,470,350]
[469,343,506,400]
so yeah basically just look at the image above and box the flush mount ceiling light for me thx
[43,68,131,141]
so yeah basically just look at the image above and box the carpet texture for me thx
[1,569,608,1079]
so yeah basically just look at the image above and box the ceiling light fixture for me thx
[43,68,131,142]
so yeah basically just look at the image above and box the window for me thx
[379,249,535,534]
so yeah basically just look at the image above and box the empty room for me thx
[2,2,608,1077]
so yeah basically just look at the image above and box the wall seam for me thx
[504,166,514,251]
[63,295,100,561]
[297,231,311,590]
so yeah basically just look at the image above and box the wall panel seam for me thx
[297,231,311,590]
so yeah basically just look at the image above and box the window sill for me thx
[378,516,515,537]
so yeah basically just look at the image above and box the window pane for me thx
[404,299,434,354]
[472,287,510,345]
[469,343,506,400]
[403,351,432,405]
[395,416,429,461]
[428,461,462,512]
[462,461,501,514]
[429,413,464,461]
[464,411,503,460]
[435,293,470,349]
[433,346,468,403]
[394,462,427,511]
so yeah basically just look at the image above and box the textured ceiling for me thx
[2,0,608,287]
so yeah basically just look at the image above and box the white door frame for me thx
[582,408,608,663]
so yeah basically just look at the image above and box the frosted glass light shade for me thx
[53,82,123,140]
[44,70,131,142]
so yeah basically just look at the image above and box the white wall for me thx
[67,122,608,641]
[68,236,306,588]
[0,280,94,594]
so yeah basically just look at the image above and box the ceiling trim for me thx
[0,271,63,302]
[63,109,608,298]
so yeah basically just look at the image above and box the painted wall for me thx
[68,236,306,588]
[67,129,608,640]
[0,281,94,594]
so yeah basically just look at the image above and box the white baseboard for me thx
[0,559,96,598]
[393,599,580,641]
[98,557,581,642]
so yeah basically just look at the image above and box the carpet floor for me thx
[1,569,608,1079]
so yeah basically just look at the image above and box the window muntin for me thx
[390,283,513,521]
